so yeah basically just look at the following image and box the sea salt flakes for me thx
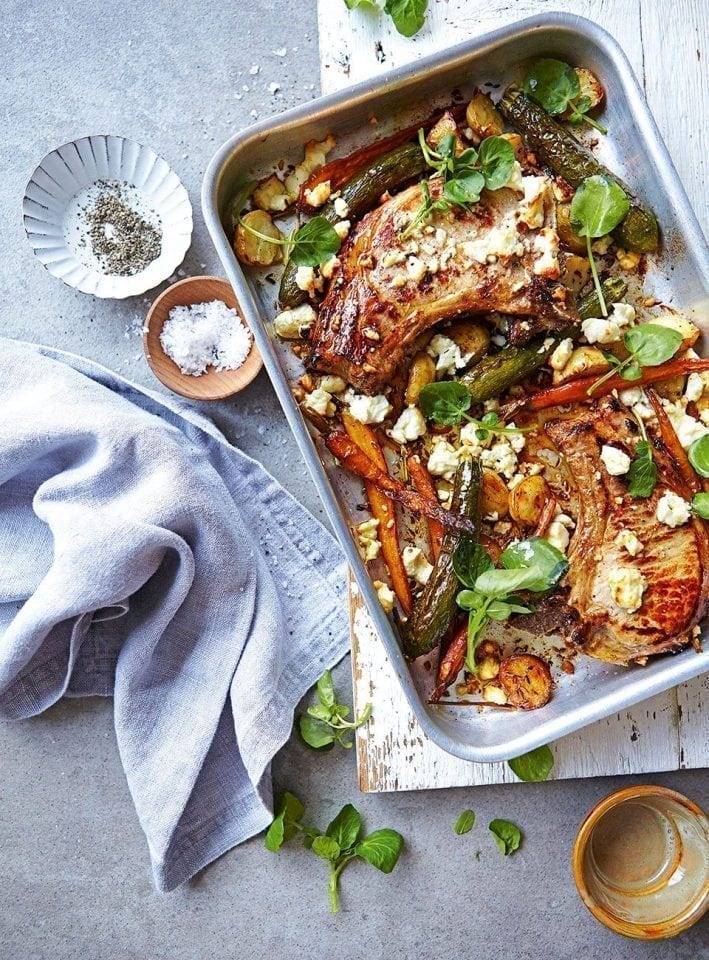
[160,300,252,376]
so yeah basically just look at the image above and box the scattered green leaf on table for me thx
[453,810,476,835]
[298,669,372,751]
[312,835,342,861]
[264,791,306,852]
[508,745,555,782]
[326,803,362,850]
[489,818,523,856]
[298,714,337,750]
[384,0,428,37]
[355,828,405,872]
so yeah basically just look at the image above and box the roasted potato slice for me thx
[405,351,436,405]
[427,110,466,154]
[253,174,290,213]
[553,346,611,385]
[447,320,491,365]
[508,475,550,527]
[498,654,553,710]
[482,469,509,518]
[649,308,700,351]
[556,203,587,254]
[465,91,504,140]
[234,210,284,267]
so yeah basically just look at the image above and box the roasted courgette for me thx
[401,457,481,660]
[279,141,428,307]
[499,87,659,253]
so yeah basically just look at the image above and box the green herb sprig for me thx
[402,129,516,238]
[588,323,684,395]
[452,537,568,673]
[233,182,341,267]
[523,59,607,134]
[507,744,554,782]
[343,0,428,38]
[265,793,404,913]
[298,670,372,751]
[570,175,629,316]
[418,380,528,440]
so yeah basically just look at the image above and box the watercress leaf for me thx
[485,600,515,622]
[344,0,379,8]
[475,428,488,441]
[453,539,494,588]
[264,812,285,852]
[574,94,592,114]
[317,669,337,708]
[298,715,337,750]
[281,791,305,827]
[326,803,362,850]
[355,829,404,873]
[620,360,643,381]
[474,566,540,597]
[307,703,335,722]
[481,411,499,427]
[383,0,428,37]
[443,172,485,207]
[436,132,457,160]
[418,380,471,425]
[311,835,342,861]
[477,136,516,190]
[627,440,657,498]
[688,434,709,479]
[570,175,630,238]
[290,217,341,267]
[334,704,351,719]
[456,147,479,168]
[456,588,484,611]
[523,58,580,116]
[499,537,569,591]
[624,323,683,367]
[508,744,554,782]
[692,492,709,519]
[489,818,522,856]
[454,810,476,835]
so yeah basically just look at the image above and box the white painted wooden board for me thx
[317,0,709,791]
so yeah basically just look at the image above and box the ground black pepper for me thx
[83,181,162,276]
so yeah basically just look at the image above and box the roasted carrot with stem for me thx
[646,389,701,495]
[407,454,444,562]
[342,413,412,616]
[432,620,468,702]
[326,432,479,537]
[510,358,709,412]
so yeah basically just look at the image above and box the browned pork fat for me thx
[308,178,576,393]
[545,397,709,665]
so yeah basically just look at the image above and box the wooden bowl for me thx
[143,275,262,400]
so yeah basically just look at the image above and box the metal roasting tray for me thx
[203,13,709,762]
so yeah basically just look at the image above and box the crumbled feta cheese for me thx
[592,235,613,255]
[334,220,350,240]
[427,334,468,376]
[381,249,406,268]
[615,529,644,557]
[273,303,317,339]
[608,565,646,612]
[303,387,335,417]
[427,440,460,480]
[546,520,570,554]
[519,176,549,228]
[549,337,574,371]
[480,439,518,480]
[532,228,560,278]
[389,406,427,444]
[461,221,525,263]
[554,512,576,529]
[435,227,447,247]
[537,447,560,467]
[656,490,691,528]
[482,683,508,705]
[320,255,340,279]
[460,421,492,455]
[373,580,395,613]
[356,518,381,562]
[582,302,636,345]
[506,424,526,454]
[600,444,631,476]
[347,393,392,425]
[319,375,346,394]
[685,372,706,403]
[406,256,427,283]
[333,196,349,218]
[295,265,322,295]
[505,161,525,193]
[303,180,331,207]
[618,386,644,407]
[402,545,433,585]
[672,413,708,450]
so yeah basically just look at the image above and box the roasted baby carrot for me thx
[646,389,701,495]
[407,454,444,562]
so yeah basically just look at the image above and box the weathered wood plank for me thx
[320,0,708,791]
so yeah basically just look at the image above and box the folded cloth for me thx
[0,339,349,891]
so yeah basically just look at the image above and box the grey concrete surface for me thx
[0,2,707,959]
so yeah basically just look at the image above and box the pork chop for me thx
[545,397,709,665]
[308,178,576,393]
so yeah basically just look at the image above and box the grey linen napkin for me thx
[0,338,349,891]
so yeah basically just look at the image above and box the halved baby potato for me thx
[508,475,550,527]
[498,654,553,710]
[465,91,505,140]
[481,469,509,518]
[234,210,284,267]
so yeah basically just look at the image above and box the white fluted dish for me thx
[23,135,193,299]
